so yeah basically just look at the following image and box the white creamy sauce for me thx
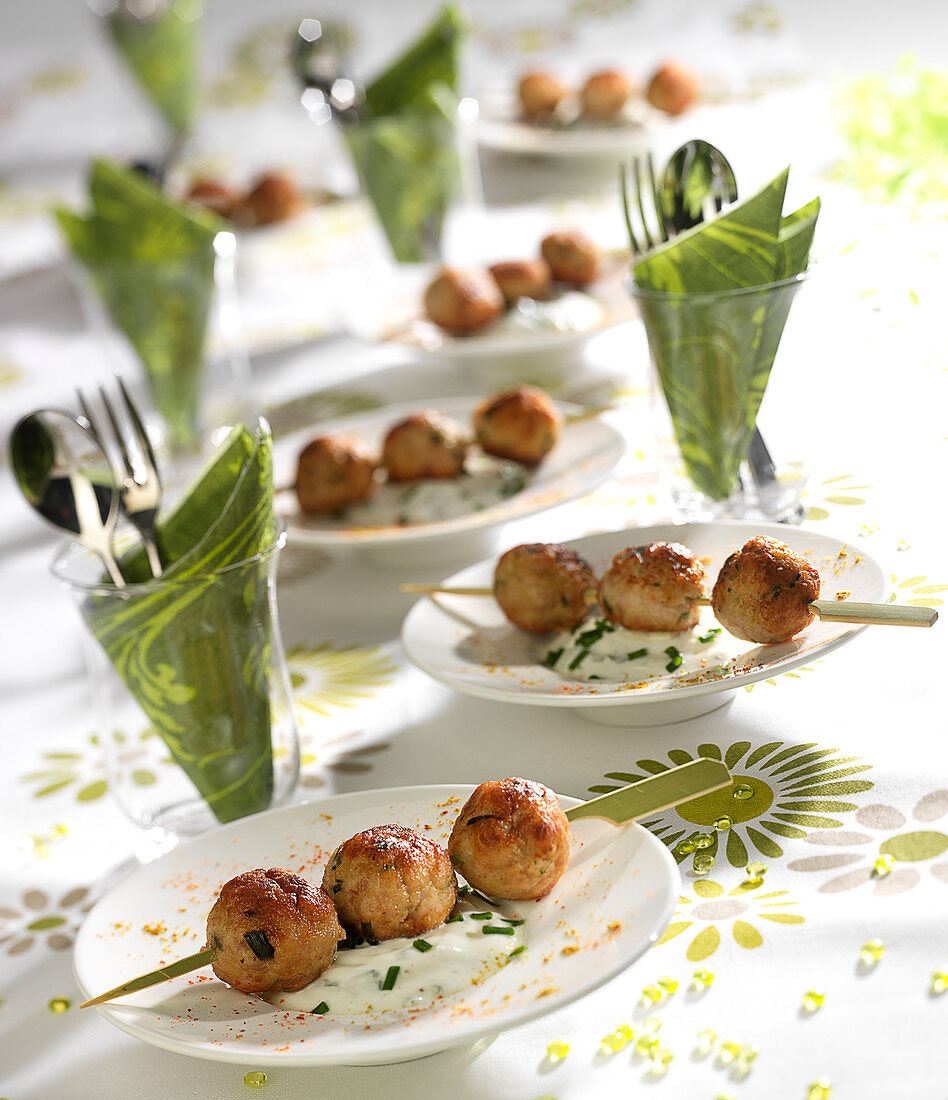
[341,456,527,528]
[266,897,526,1016]
[542,608,742,684]
[494,292,604,337]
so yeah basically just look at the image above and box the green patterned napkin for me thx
[83,422,278,824]
[104,0,201,134]
[57,160,224,450]
[632,169,820,499]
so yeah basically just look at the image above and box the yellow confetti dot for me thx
[48,997,71,1013]
[807,1078,833,1100]
[696,1027,717,1054]
[675,838,696,855]
[635,1034,660,1057]
[746,861,767,882]
[600,1030,627,1053]
[714,1095,737,1100]
[693,833,713,849]
[719,1039,742,1064]
[802,990,825,1013]
[657,976,678,994]
[737,1044,759,1068]
[733,783,754,800]
[692,969,715,991]
[243,1071,267,1088]
[873,853,894,877]
[693,853,715,874]
[546,1039,570,1059]
[931,969,948,995]
[641,983,662,1004]
[713,815,732,831]
[860,938,885,966]
[649,1046,673,1072]
[642,1016,663,1033]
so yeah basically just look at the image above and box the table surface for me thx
[2,3,947,1098]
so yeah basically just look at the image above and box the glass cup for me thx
[71,230,255,464]
[52,518,300,855]
[631,273,807,522]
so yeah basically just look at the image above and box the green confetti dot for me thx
[807,1078,833,1100]
[860,938,885,966]
[243,1070,267,1088]
[48,997,71,1013]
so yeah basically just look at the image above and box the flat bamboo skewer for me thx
[399,583,938,629]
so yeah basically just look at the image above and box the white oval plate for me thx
[274,397,625,547]
[74,785,677,1066]
[401,522,888,716]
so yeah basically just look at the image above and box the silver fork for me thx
[620,152,669,257]
[78,378,164,578]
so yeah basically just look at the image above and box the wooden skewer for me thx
[79,945,217,1008]
[399,584,938,630]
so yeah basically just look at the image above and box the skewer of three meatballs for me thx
[79,778,570,1007]
[402,536,937,645]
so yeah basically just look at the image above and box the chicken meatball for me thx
[646,61,698,116]
[381,411,467,482]
[448,778,570,901]
[295,434,376,515]
[580,69,633,119]
[205,868,344,994]
[323,824,457,941]
[711,535,821,644]
[424,268,505,335]
[474,385,563,465]
[234,172,301,226]
[488,259,552,305]
[493,542,596,633]
[518,70,567,120]
[599,541,707,633]
[540,230,601,288]
[187,178,238,219]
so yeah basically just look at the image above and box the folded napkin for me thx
[632,169,820,500]
[344,4,464,263]
[104,0,202,134]
[84,421,278,825]
[56,159,224,450]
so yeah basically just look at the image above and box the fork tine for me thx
[117,375,161,489]
[97,383,136,480]
[632,156,655,252]
[76,389,101,441]
[619,161,643,255]
[645,152,669,243]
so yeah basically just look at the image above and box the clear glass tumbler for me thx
[631,273,807,522]
[52,519,300,853]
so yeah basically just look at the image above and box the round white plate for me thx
[401,522,888,725]
[74,785,677,1066]
[274,396,626,548]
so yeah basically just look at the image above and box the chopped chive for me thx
[380,965,400,991]
[469,912,493,920]
[568,650,589,671]
[501,917,525,926]
[508,945,526,957]
[361,921,379,945]
[445,913,464,923]
[310,1001,329,1014]
[544,647,564,668]
[627,648,648,660]
[469,889,494,906]
[243,930,275,960]
[482,925,516,935]
[698,628,722,643]
[413,939,433,953]
[664,646,683,672]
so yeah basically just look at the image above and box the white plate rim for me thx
[275,396,626,547]
[73,784,679,1066]
[401,521,889,709]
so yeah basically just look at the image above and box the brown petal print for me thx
[872,868,919,896]
[804,830,873,847]
[787,854,863,872]
[914,791,948,823]
[855,804,906,829]
[818,867,874,893]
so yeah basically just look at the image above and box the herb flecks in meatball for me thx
[295,434,376,515]
[493,543,597,633]
[599,541,707,633]
[424,268,504,335]
[322,824,457,941]
[711,535,820,644]
[382,411,468,482]
[474,385,562,465]
[449,778,570,901]
[205,868,343,994]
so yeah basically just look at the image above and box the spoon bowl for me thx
[10,410,125,586]
[662,138,738,233]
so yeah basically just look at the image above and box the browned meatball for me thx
[187,178,238,219]
[646,61,698,115]
[204,868,343,994]
[381,411,468,482]
[518,70,567,120]
[540,230,601,288]
[448,778,570,901]
[580,69,633,119]
[295,434,376,515]
[488,259,552,305]
[424,268,505,335]
[234,172,301,226]
[599,541,707,633]
[322,824,457,941]
[493,543,596,633]
[474,385,563,465]
[711,535,821,644]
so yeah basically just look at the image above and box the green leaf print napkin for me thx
[83,421,279,824]
[56,160,225,451]
[632,169,820,500]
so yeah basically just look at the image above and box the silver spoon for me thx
[10,410,126,587]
